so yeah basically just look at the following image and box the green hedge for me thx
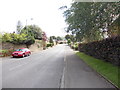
[79,36,120,66]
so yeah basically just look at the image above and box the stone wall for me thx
[0,40,43,52]
[0,42,27,50]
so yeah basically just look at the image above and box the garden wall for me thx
[78,36,120,66]
[0,42,27,50]
[0,40,43,51]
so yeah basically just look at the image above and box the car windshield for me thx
[16,49,24,51]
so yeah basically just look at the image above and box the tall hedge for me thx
[79,36,120,66]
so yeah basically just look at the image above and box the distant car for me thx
[12,48,31,57]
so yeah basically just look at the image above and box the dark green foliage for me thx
[24,35,35,46]
[56,36,63,41]
[63,2,120,42]
[49,36,54,44]
[21,25,43,40]
[74,43,78,50]
[78,36,120,66]
[71,43,78,50]
[65,34,76,42]
[67,39,71,45]
[46,43,53,47]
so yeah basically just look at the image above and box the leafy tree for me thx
[2,32,35,47]
[24,35,35,48]
[67,39,71,45]
[2,33,13,42]
[56,36,63,41]
[11,33,27,44]
[21,25,43,40]
[62,2,120,42]
[65,34,71,40]
[0,33,2,43]
[49,36,53,43]
[51,36,56,40]
[65,34,76,43]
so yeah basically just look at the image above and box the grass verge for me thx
[76,52,120,88]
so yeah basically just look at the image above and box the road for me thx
[2,44,115,88]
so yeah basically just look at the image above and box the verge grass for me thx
[76,52,120,88]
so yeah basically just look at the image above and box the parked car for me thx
[12,48,31,57]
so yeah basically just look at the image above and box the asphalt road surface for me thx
[2,44,115,88]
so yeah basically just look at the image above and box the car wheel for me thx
[28,53,30,56]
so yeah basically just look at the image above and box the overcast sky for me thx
[0,0,72,37]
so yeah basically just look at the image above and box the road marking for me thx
[60,67,65,88]
[60,47,66,88]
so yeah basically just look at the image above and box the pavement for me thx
[64,46,115,88]
[1,44,115,88]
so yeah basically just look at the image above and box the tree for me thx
[56,36,63,41]
[65,34,76,43]
[16,20,23,34]
[2,33,13,42]
[65,34,71,40]
[67,39,71,45]
[49,36,53,43]
[0,33,2,43]
[62,2,120,42]
[51,36,56,40]
[21,25,43,40]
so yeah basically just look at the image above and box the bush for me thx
[46,43,51,47]
[46,43,54,47]
[2,33,35,47]
[67,39,71,45]
[78,36,120,66]
[25,36,35,45]
[71,43,78,50]
[0,49,15,57]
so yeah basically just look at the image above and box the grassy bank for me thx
[76,52,120,88]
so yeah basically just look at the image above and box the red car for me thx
[12,48,31,57]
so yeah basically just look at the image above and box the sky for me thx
[0,0,72,37]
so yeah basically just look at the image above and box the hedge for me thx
[78,36,120,66]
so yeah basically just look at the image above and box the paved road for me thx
[2,44,115,88]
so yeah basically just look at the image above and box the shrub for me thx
[0,49,15,57]
[2,33,35,48]
[67,39,71,45]
[46,43,51,47]
[71,43,78,50]
[78,36,120,66]
[46,43,54,47]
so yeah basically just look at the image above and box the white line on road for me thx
[60,47,66,88]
